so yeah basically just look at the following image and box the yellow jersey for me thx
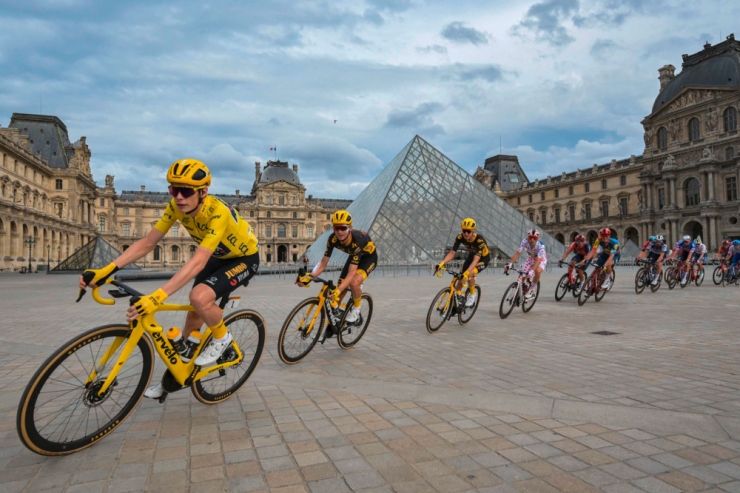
[154,195,259,259]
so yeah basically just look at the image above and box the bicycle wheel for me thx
[499,282,519,319]
[458,286,481,325]
[664,267,673,283]
[578,277,593,306]
[695,268,704,286]
[17,325,154,456]
[650,269,662,292]
[679,270,689,289]
[522,282,540,313]
[634,268,646,294]
[713,266,723,285]
[608,269,616,291]
[277,297,324,364]
[192,310,266,404]
[426,287,452,333]
[338,294,374,348]
[594,277,607,302]
[555,274,569,301]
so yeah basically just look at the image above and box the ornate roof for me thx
[653,34,740,113]
[8,113,73,168]
[259,160,301,186]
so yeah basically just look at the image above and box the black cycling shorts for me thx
[463,252,490,275]
[193,253,259,300]
[647,252,662,264]
[339,251,378,284]
[677,251,690,262]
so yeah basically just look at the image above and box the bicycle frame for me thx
[86,279,245,397]
[437,269,465,318]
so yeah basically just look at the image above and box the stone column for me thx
[708,171,715,201]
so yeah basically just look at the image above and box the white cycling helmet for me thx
[655,235,664,241]
[682,235,691,241]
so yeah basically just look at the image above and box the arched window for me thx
[278,223,286,237]
[292,211,297,218]
[727,147,736,160]
[657,127,667,148]
[688,118,700,141]
[725,107,738,132]
[153,246,161,261]
[278,194,284,205]
[685,178,700,206]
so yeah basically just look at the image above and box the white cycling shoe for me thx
[344,307,361,324]
[194,333,233,366]
[144,382,164,399]
[601,278,611,290]
[465,293,477,307]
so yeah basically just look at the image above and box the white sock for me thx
[215,333,231,343]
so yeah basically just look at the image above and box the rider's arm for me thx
[560,245,573,261]
[159,246,212,296]
[311,256,330,277]
[509,251,520,264]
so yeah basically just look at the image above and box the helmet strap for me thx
[184,190,206,216]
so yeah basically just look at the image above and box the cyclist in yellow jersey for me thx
[79,159,259,399]
[435,218,491,307]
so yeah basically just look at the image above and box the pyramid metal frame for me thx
[305,135,565,264]
[51,236,141,272]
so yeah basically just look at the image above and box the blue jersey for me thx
[647,241,668,255]
[676,241,696,254]
[594,237,619,255]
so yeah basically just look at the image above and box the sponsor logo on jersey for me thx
[225,263,247,279]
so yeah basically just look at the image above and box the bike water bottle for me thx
[180,330,202,363]
[167,327,186,355]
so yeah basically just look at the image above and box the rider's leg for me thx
[533,264,543,284]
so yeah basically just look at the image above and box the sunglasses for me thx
[462,229,473,234]
[168,185,201,198]
[333,225,349,233]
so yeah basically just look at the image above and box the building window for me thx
[569,185,574,196]
[568,205,575,221]
[601,179,607,190]
[99,217,106,232]
[278,223,286,238]
[555,189,559,198]
[293,195,298,206]
[172,225,179,237]
[123,223,130,236]
[685,178,700,206]
[292,211,297,218]
[249,210,254,217]
[585,203,592,220]
[528,212,534,221]
[279,194,284,205]
[100,198,105,206]
[658,188,665,209]
[172,246,179,262]
[540,192,545,200]
[308,212,312,219]
[584,183,590,193]
[619,197,628,215]
[725,107,738,132]
[554,208,561,223]
[55,179,63,190]
[620,175,626,186]
[528,195,532,203]
[727,147,736,160]
[541,211,547,225]
[266,194,272,205]
[307,225,314,238]
[266,253,272,262]
[727,176,737,202]
[292,225,298,237]
[153,246,161,261]
[657,127,668,148]
[600,201,609,218]
[326,214,330,220]
[124,208,129,215]
[189,245,196,258]
[267,211,271,218]
[265,225,272,237]
[688,117,700,141]
[517,197,521,205]
[154,209,159,217]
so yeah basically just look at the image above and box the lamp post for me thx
[24,235,36,273]
[46,244,50,272]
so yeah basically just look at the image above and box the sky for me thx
[0,0,737,198]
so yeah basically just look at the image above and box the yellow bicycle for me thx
[16,277,265,456]
[277,268,373,363]
[426,267,481,333]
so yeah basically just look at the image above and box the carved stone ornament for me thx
[668,119,680,141]
[705,107,718,134]
[638,194,644,211]
[701,146,714,160]
[105,175,114,188]
[643,127,653,147]
[664,154,677,168]
[668,89,716,112]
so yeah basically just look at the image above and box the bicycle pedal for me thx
[157,392,168,404]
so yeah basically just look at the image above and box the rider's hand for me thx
[434,261,445,277]
[128,288,168,321]
[295,273,312,287]
[558,260,563,267]
[328,289,340,306]
[80,262,119,289]
[504,262,513,272]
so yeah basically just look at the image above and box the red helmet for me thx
[724,239,731,245]
[599,228,611,236]
[575,234,585,242]
[527,229,540,239]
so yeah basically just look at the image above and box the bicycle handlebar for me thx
[77,276,145,306]
[298,267,336,291]
[557,261,587,271]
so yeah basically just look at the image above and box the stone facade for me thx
[490,36,740,252]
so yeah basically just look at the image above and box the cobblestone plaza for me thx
[1,269,740,492]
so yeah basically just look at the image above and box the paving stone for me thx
[631,476,683,493]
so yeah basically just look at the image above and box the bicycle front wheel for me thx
[608,269,616,291]
[578,277,593,306]
[713,266,723,285]
[458,286,481,325]
[695,268,704,286]
[17,324,154,456]
[522,282,540,312]
[555,274,569,301]
[338,294,374,349]
[277,297,324,364]
[192,309,266,404]
[635,268,646,294]
[499,282,518,319]
[426,287,452,333]
[650,269,662,292]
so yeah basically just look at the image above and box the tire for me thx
[192,310,266,404]
[499,282,519,319]
[522,282,540,313]
[277,297,324,364]
[608,269,616,291]
[635,268,646,294]
[555,274,569,301]
[695,268,704,287]
[713,266,723,285]
[595,278,607,302]
[650,270,662,292]
[338,294,374,348]
[664,267,673,283]
[17,325,154,456]
[679,270,689,289]
[426,288,452,333]
[458,286,481,325]
[667,272,677,289]
[578,276,593,306]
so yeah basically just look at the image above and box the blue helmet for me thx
[649,236,656,242]
[734,240,740,247]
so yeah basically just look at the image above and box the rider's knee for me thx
[190,286,216,312]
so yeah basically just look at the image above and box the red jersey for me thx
[641,240,651,251]
[718,244,730,256]
[567,241,591,257]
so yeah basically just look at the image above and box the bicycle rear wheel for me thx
[713,266,723,285]
[277,298,324,364]
[499,282,518,319]
[555,274,569,301]
[426,288,452,333]
[578,277,593,306]
[695,268,704,286]
[634,268,646,294]
[338,294,374,348]
[522,282,540,312]
[192,309,266,404]
[650,269,662,292]
[667,269,678,289]
[17,325,154,456]
[458,286,481,325]
[594,277,607,302]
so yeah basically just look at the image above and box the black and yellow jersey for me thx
[324,230,376,265]
[154,195,259,260]
[452,233,490,258]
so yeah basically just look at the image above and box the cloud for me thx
[457,64,504,82]
[512,0,579,46]
[367,0,414,12]
[383,102,445,137]
[417,44,448,54]
[590,38,617,58]
[441,22,488,46]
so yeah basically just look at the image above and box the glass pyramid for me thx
[51,236,141,272]
[305,135,565,264]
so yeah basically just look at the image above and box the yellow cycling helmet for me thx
[167,159,211,188]
[332,210,353,226]
[461,218,476,230]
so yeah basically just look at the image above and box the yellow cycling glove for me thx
[133,288,168,317]
[83,262,119,286]
[329,289,341,306]
[296,273,312,287]
[434,261,445,277]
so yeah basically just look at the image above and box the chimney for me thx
[308,194,313,200]
[235,190,240,196]
[141,185,146,191]
[658,64,676,91]
[292,164,298,173]
[255,162,261,181]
